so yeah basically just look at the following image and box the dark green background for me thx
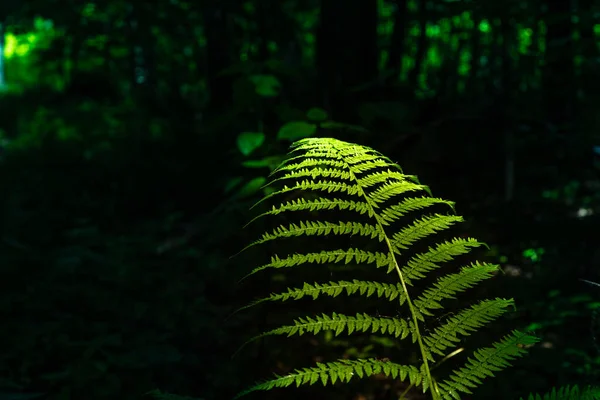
[0,0,598,399]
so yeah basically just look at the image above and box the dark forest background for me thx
[0,0,599,399]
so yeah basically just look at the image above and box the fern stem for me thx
[385,236,440,400]
[340,152,440,399]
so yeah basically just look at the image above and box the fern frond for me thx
[247,220,383,247]
[413,262,500,316]
[379,196,456,225]
[271,167,354,183]
[251,179,363,210]
[233,358,423,400]
[240,249,391,280]
[391,214,463,251]
[438,330,539,398]
[273,157,349,174]
[403,238,488,282]
[237,312,417,352]
[246,197,374,228]
[233,279,407,314]
[357,170,420,189]
[370,180,430,204]
[235,137,537,399]
[423,299,514,358]
[520,385,600,400]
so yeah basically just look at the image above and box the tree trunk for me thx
[203,2,234,111]
[316,0,378,119]
[542,0,575,130]
[408,0,428,92]
[385,0,409,80]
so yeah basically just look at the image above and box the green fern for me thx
[520,385,600,400]
[234,137,538,399]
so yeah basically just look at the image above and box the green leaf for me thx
[277,121,317,141]
[242,160,271,169]
[237,132,265,156]
[224,177,244,193]
[249,74,280,97]
[306,108,328,121]
[234,177,268,199]
[242,155,287,171]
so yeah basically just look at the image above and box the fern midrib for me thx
[331,143,439,399]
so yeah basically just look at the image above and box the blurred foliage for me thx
[0,0,598,399]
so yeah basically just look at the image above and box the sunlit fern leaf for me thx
[234,137,538,399]
[413,262,500,317]
[402,238,487,282]
[438,330,538,398]
[233,279,408,314]
[422,299,515,360]
[233,359,423,400]
[519,385,600,400]
[236,312,418,347]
